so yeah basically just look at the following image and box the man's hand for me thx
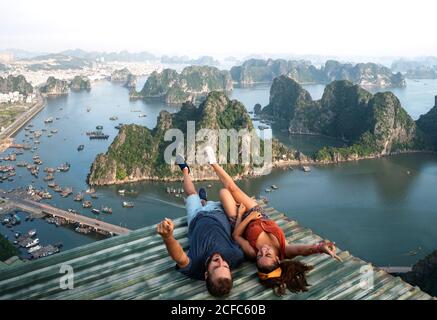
[157,218,174,239]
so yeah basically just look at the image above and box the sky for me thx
[1,0,437,58]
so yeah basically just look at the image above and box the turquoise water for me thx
[1,79,437,266]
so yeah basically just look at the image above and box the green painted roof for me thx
[0,202,434,300]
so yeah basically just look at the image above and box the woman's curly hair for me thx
[258,259,314,296]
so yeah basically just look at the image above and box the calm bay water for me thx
[1,79,437,266]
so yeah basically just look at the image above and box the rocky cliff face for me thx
[231,59,322,86]
[262,75,422,161]
[132,66,233,105]
[0,75,33,95]
[262,75,320,134]
[40,77,69,96]
[70,76,91,91]
[88,92,296,185]
[124,73,137,89]
[231,59,406,88]
[323,60,406,88]
[110,68,131,82]
[416,96,437,150]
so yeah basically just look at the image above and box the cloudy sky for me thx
[1,0,436,58]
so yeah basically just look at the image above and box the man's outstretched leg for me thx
[176,154,196,196]
[204,146,258,211]
[176,154,202,225]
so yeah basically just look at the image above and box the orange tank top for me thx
[244,218,286,259]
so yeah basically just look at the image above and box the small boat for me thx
[75,226,90,234]
[28,245,42,253]
[102,207,112,214]
[138,114,146,118]
[77,145,84,151]
[43,174,54,181]
[302,166,311,172]
[109,116,118,121]
[54,242,63,249]
[50,129,58,134]
[265,188,272,193]
[118,189,125,195]
[85,188,96,194]
[28,229,37,237]
[122,201,134,208]
[82,200,92,208]
[74,193,84,201]
[271,185,278,190]
[91,208,100,214]
[86,107,91,112]
[58,162,70,172]
[44,117,53,123]
[25,238,40,248]
[17,161,28,167]
[91,194,98,199]
[96,125,103,130]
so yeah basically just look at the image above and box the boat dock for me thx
[0,190,130,236]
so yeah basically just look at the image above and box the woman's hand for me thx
[157,218,174,239]
[247,210,262,222]
[319,241,342,262]
[237,203,246,217]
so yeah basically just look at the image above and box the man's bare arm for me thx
[157,218,190,268]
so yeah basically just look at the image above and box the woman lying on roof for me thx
[203,146,342,296]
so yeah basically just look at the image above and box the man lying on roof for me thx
[156,153,245,297]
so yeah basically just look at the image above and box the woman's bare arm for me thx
[285,241,342,261]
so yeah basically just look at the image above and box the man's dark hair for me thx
[205,253,233,297]
[206,274,233,297]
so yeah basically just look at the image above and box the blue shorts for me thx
[185,194,223,226]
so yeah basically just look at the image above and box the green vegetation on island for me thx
[131,66,233,104]
[262,75,425,162]
[0,75,33,96]
[110,68,131,82]
[0,234,18,262]
[88,91,295,185]
[416,97,437,150]
[70,75,91,91]
[231,59,406,88]
[40,76,69,96]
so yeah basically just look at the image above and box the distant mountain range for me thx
[231,59,406,88]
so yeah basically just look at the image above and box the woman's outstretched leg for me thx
[219,188,237,221]
[205,146,258,211]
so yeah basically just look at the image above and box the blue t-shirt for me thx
[177,208,245,280]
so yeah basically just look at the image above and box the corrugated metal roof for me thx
[0,201,435,300]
